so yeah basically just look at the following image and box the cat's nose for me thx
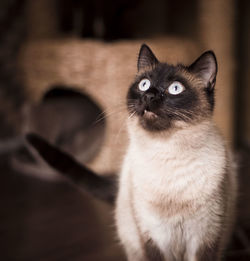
[142,88,159,104]
[143,92,155,103]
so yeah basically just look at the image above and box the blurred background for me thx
[0,0,250,260]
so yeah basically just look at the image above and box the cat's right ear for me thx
[188,51,217,90]
[137,44,159,72]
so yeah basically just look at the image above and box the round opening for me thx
[33,85,106,163]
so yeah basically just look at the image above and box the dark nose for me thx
[142,88,159,104]
[143,92,155,103]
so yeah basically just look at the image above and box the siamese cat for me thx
[26,44,237,261]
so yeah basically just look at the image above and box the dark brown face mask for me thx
[127,44,217,131]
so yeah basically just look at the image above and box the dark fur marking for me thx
[128,46,218,132]
[188,50,217,110]
[205,83,215,110]
[127,63,200,131]
[138,44,159,71]
[26,133,117,204]
[144,239,165,261]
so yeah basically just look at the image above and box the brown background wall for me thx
[1,0,250,260]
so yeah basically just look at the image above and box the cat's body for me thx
[115,45,237,260]
[26,44,237,261]
[116,120,236,261]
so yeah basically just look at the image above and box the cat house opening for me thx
[10,85,106,182]
[36,85,106,163]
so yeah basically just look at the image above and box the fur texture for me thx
[115,44,237,261]
[116,120,236,260]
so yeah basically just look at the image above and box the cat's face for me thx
[127,44,217,131]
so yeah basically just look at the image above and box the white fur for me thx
[115,118,236,261]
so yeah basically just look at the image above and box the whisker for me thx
[163,108,193,121]
[93,104,129,125]
[114,111,136,145]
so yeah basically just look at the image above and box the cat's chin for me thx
[142,110,158,120]
[138,112,170,132]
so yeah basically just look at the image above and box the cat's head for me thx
[127,44,217,131]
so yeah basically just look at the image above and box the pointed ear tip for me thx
[139,43,149,51]
[205,50,215,55]
[203,50,217,61]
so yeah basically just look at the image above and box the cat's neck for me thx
[128,118,224,157]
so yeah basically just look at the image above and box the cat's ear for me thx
[137,44,159,72]
[189,51,217,89]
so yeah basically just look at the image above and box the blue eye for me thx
[138,79,151,91]
[168,81,185,95]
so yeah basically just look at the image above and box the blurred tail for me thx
[26,133,117,204]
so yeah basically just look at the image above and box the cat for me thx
[26,44,237,261]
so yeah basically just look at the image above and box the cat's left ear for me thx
[188,51,217,90]
[137,44,159,72]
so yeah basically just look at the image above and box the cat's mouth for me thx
[133,105,171,131]
[128,102,169,131]
[142,109,158,119]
